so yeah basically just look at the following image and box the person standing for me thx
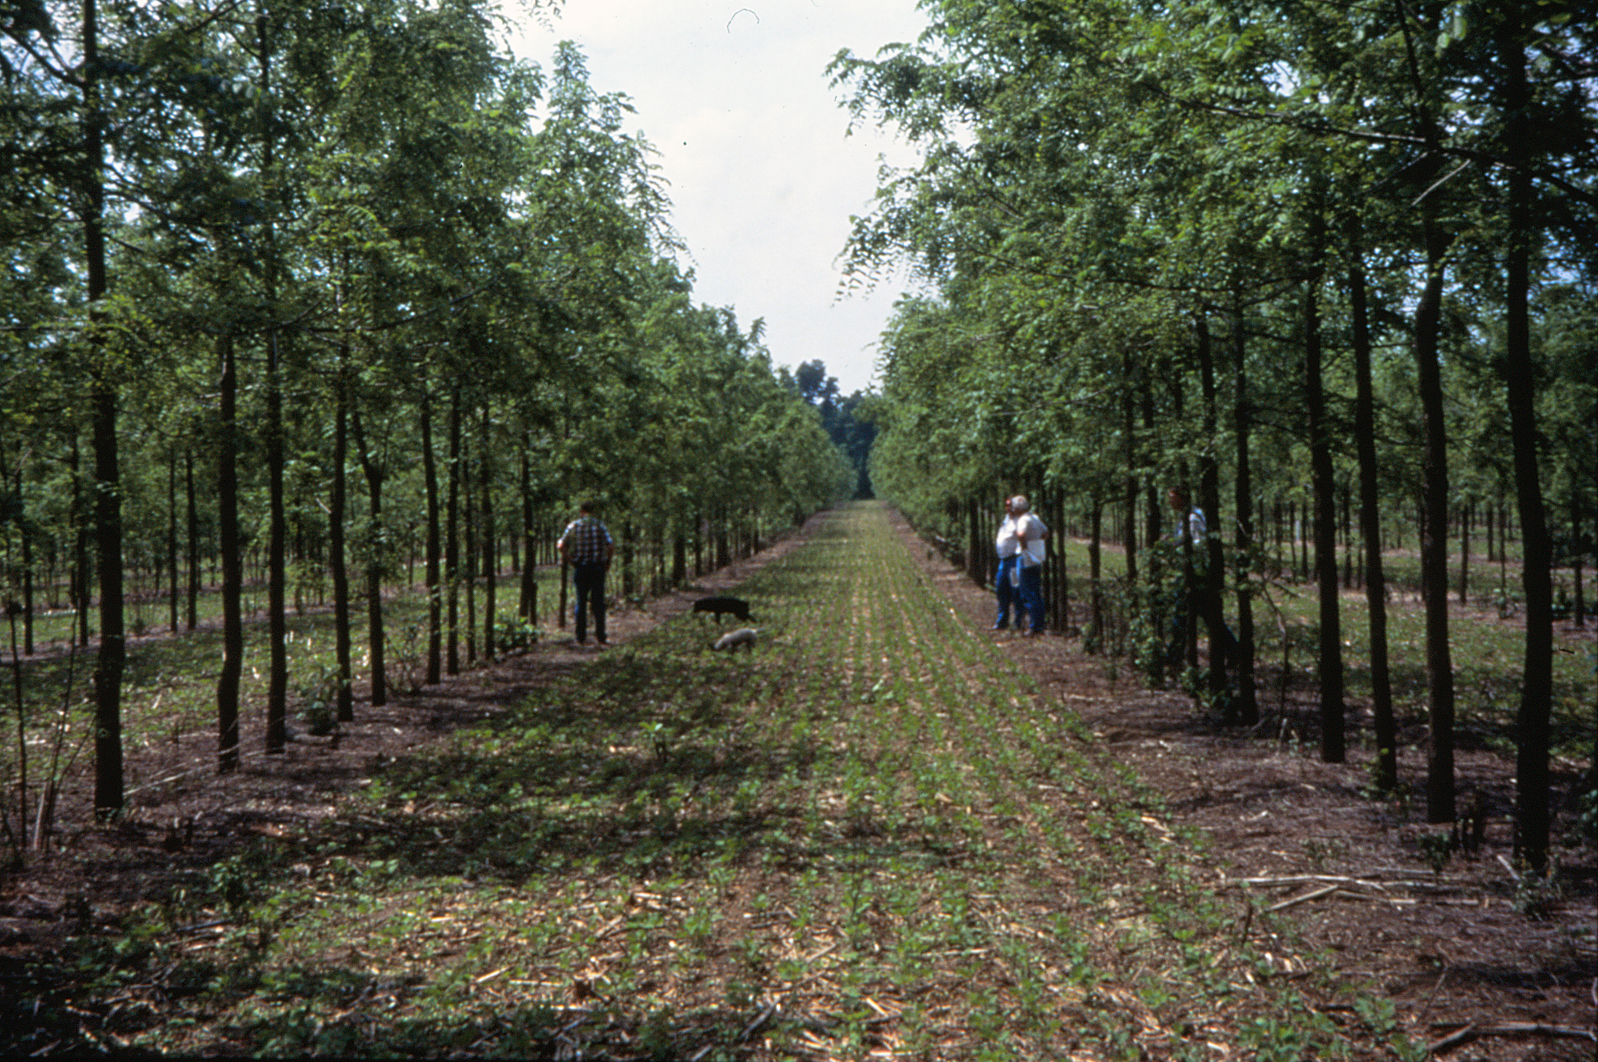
[557,500,615,646]
[992,496,1021,630]
[1008,495,1050,635]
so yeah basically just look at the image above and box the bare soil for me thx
[3,508,1594,1059]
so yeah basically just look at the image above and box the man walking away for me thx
[557,500,615,646]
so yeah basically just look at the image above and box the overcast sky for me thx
[509,0,928,396]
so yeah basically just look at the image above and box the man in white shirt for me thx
[993,496,1020,630]
[995,494,1049,635]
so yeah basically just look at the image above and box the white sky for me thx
[508,0,929,396]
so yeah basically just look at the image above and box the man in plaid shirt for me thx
[557,500,616,645]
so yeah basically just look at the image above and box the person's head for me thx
[1167,487,1188,511]
[578,499,598,516]
[1010,494,1030,514]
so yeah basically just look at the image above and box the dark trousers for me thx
[572,562,607,643]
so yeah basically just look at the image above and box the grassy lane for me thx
[66,502,1410,1060]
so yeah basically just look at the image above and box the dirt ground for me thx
[3,508,1595,1060]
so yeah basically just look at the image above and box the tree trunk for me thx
[83,0,124,815]
[447,389,462,670]
[1305,246,1346,763]
[264,330,287,755]
[519,445,537,621]
[1229,302,1258,726]
[1351,244,1398,792]
[217,332,243,774]
[422,392,442,685]
[352,403,386,706]
[1416,202,1457,824]
[260,15,287,757]
[331,378,353,723]
[1087,498,1104,652]
[1194,314,1229,709]
[185,451,198,631]
[167,456,179,634]
[480,405,495,660]
[1500,11,1552,872]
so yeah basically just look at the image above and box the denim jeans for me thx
[995,555,1018,627]
[1015,558,1045,633]
[572,562,608,643]
[997,556,1044,632]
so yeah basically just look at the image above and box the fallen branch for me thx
[1428,1022,1597,1055]
[1266,884,1341,912]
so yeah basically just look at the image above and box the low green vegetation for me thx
[5,503,1426,1059]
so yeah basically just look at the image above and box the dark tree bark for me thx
[71,441,89,649]
[1229,303,1258,726]
[519,444,537,622]
[264,330,287,754]
[1416,204,1457,823]
[1087,497,1104,652]
[1306,254,1345,763]
[1350,244,1398,792]
[82,0,124,815]
[1500,9,1553,872]
[256,13,287,756]
[185,451,198,631]
[480,405,496,660]
[422,393,442,685]
[351,402,386,707]
[330,376,353,723]
[167,456,179,634]
[217,332,243,774]
[447,389,463,669]
[1193,314,1230,709]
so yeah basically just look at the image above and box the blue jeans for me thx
[1015,558,1045,633]
[572,562,608,643]
[995,555,1018,628]
[996,557,1044,632]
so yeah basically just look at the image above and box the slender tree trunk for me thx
[463,447,476,666]
[167,456,178,634]
[1088,497,1104,652]
[480,405,495,660]
[1416,204,1457,823]
[446,389,462,671]
[185,451,198,631]
[352,403,386,706]
[1351,245,1398,792]
[1194,314,1229,708]
[330,378,353,723]
[1573,485,1586,628]
[83,0,124,815]
[422,393,442,685]
[217,332,243,774]
[519,444,536,622]
[71,441,89,649]
[1500,12,1552,872]
[1121,352,1139,590]
[264,330,287,754]
[259,14,287,756]
[1229,303,1258,726]
[1305,243,1346,762]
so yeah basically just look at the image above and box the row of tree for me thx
[2,1,856,822]
[832,0,1595,872]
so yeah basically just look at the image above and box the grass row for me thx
[10,501,1421,1059]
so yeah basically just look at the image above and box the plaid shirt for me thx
[559,516,612,565]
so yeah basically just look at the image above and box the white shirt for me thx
[1173,507,1206,545]
[1001,513,1048,567]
